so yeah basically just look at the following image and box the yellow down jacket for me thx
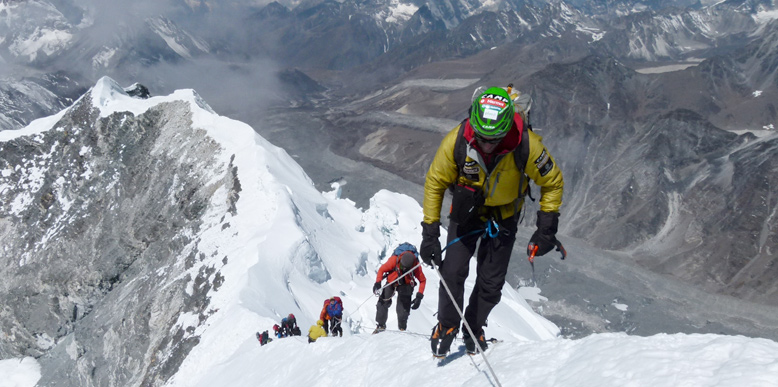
[422,122,564,224]
[308,320,327,342]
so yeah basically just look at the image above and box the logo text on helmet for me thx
[480,97,508,109]
[481,93,509,103]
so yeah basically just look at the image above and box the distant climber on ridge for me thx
[373,243,426,333]
[320,296,344,337]
[256,330,272,346]
[308,320,327,343]
[281,314,301,337]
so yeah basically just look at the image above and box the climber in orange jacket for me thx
[372,244,426,333]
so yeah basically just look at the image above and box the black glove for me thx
[420,221,442,267]
[528,211,560,256]
[373,282,382,295]
[411,292,423,310]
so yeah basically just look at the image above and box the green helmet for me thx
[470,87,514,139]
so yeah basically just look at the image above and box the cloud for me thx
[74,0,180,45]
[3,0,286,131]
[0,56,9,78]
[116,56,283,128]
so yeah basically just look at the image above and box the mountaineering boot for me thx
[372,324,386,334]
[430,323,458,358]
[476,333,488,352]
[463,329,488,355]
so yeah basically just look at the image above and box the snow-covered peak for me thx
[379,0,419,23]
[88,75,215,117]
[89,76,130,111]
[753,8,778,23]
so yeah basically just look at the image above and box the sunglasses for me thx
[475,135,503,144]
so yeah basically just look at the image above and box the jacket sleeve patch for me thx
[535,149,554,177]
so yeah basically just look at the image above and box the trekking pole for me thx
[435,265,502,387]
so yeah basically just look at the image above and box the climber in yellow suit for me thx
[420,86,564,357]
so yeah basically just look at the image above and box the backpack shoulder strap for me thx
[453,119,468,174]
[513,121,532,221]
[514,121,530,171]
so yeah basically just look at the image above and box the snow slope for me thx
[1,77,777,387]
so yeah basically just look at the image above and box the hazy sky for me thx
[136,57,282,125]
[0,0,286,126]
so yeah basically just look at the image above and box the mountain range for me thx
[0,0,776,352]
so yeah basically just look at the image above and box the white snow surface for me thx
[8,28,72,61]
[754,9,778,24]
[381,0,418,23]
[635,62,701,74]
[2,77,778,386]
[0,357,40,387]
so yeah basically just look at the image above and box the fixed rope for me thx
[346,260,423,319]
[348,219,508,387]
[436,266,502,387]
[433,219,503,387]
[346,227,485,320]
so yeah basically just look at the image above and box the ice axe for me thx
[528,244,539,286]
[527,240,567,286]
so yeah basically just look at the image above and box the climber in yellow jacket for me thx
[421,86,564,358]
[308,319,327,343]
